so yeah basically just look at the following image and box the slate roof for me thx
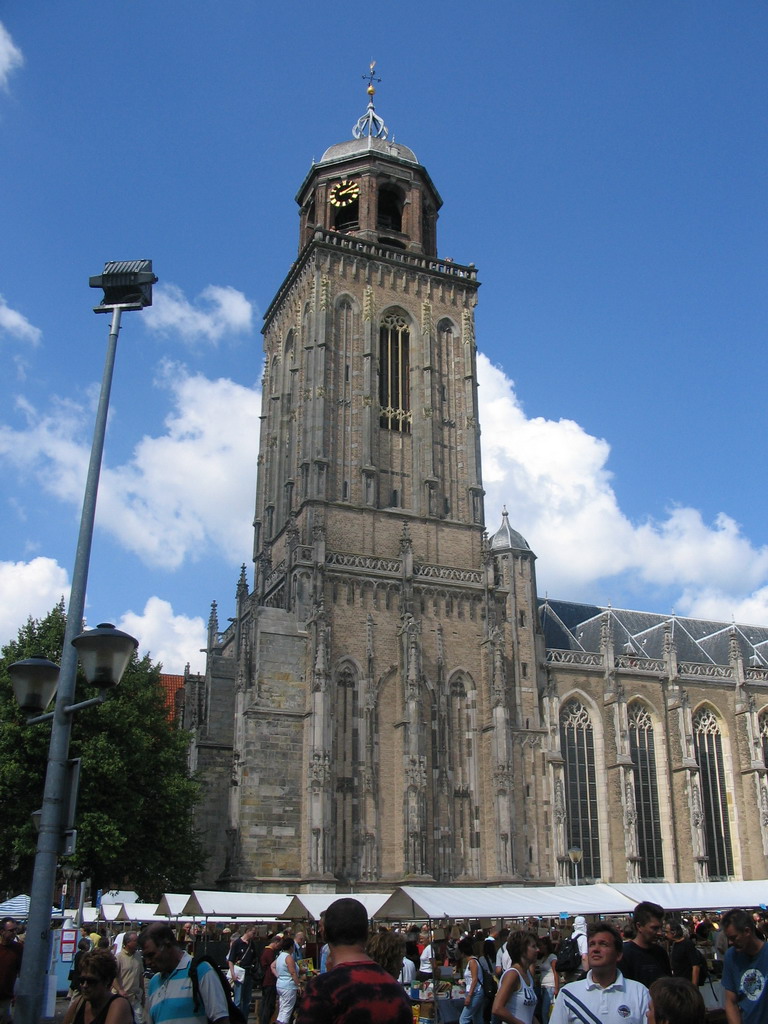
[539,599,768,667]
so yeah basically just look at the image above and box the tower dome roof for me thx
[319,63,419,168]
[490,509,530,552]
[319,135,419,168]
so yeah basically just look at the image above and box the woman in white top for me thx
[272,935,301,1024]
[458,936,485,1024]
[418,937,435,981]
[492,931,540,1024]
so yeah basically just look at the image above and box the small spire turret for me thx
[353,60,388,140]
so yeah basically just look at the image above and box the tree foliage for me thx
[0,603,205,901]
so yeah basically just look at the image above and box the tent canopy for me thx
[609,881,768,912]
[182,891,309,920]
[0,894,60,919]
[375,885,634,921]
[154,894,190,917]
[105,879,768,929]
[115,903,169,923]
[298,892,394,922]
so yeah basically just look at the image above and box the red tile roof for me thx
[159,673,185,719]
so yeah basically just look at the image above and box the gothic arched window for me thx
[560,699,601,880]
[693,707,734,879]
[379,313,411,432]
[628,702,664,880]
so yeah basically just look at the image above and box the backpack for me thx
[555,936,582,974]
[250,954,266,988]
[189,955,247,1024]
[693,947,709,985]
[476,957,497,1001]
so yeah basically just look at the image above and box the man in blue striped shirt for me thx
[140,924,231,1024]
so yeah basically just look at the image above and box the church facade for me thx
[182,92,768,891]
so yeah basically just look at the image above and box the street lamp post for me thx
[11,261,155,1024]
[568,846,583,886]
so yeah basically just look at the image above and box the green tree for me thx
[0,604,205,901]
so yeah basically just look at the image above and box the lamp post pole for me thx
[14,263,155,1024]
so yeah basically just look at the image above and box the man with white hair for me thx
[114,931,145,1024]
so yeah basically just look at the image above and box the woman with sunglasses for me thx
[63,949,134,1024]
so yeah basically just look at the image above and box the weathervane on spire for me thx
[353,60,389,140]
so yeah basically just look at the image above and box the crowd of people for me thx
[1,897,767,1023]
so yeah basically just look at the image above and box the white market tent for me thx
[182,891,309,920]
[610,881,768,912]
[115,903,169,923]
[154,894,190,917]
[299,892,395,921]
[141,879,768,929]
[376,885,633,921]
[376,882,768,921]
[99,903,124,923]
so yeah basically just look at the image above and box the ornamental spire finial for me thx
[353,60,388,140]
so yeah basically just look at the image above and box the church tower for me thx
[189,74,549,890]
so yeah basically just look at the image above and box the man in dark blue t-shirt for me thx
[722,909,768,1024]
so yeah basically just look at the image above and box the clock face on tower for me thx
[329,179,360,208]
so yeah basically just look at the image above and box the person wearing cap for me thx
[557,916,588,985]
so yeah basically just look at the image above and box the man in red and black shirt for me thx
[296,898,411,1024]
[260,933,282,1024]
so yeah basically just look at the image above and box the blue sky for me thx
[1,2,767,673]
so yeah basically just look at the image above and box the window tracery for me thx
[379,313,411,432]
[692,706,734,879]
[559,698,601,879]
[627,701,664,879]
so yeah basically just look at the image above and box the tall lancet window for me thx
[693,706,734,879]
[560,699,601,880]
[760,711,768,767]
[628,702,664,879]
[379,313,411,432]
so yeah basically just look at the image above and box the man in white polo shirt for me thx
[550,922,650,1024]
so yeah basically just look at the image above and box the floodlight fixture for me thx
[89,259,157,312]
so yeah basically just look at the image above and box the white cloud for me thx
[477,352,768,608]
[0,296,42,345]
[0,365,261,571]
[0,22,23,90]
[144,284,254,343]
[0,557,70,647]
[674,586,768,627]
[118,596,206,674]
